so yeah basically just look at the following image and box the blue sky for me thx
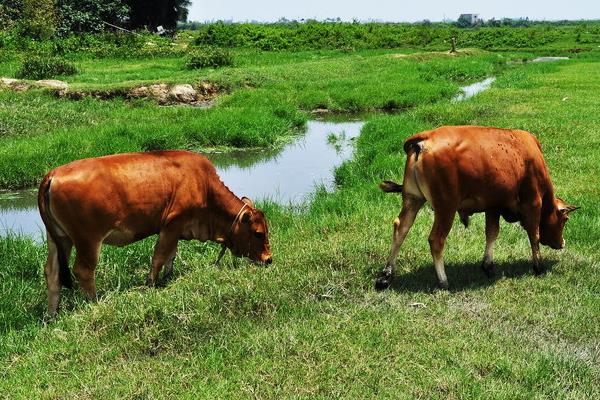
[188,0,600,22]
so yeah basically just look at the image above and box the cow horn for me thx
[241,197,254,208]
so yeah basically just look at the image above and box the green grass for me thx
[0,49,599,397]
[0,49,502,189]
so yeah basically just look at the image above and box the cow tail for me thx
[403,137,425,159]
[379,180,403,193]
[38,176,73,289]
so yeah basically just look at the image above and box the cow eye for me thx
[254,232,265,239]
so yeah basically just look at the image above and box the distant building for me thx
[458,14,483,26]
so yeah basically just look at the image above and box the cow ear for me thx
[241,210,252,223]
[241,197,254,208]
[559,204,580,215]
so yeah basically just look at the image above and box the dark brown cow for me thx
[38,150,272,316]
[376,126,578,289]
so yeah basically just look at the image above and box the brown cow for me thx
[376,126,578,289]
[38,150,272,316]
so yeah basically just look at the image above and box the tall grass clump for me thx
[16,56,77,80]
[185,46,233,69]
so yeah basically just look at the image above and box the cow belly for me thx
[103,229,151,246]
[458,197,519,214]
[458,197,487,213]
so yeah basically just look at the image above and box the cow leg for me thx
[162,245,178,282]
[44,232,73,316]
[521,204,543,275]
[428,209,455,289]
[73,240,101,301]
[147,229,179,287]
[375,194,425,289]
[481,212,500,277]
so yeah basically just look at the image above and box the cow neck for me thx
[541,188,558,220]
[209,181,246,245]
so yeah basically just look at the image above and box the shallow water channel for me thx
[0,120,363,240]
[452,77,496,101]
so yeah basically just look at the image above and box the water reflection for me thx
[0,120,363,239]
[0,190,43,239]
[453,77,496,102]
[203,120,363,204]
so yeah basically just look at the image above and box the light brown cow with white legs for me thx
[38,150,272,316]
[375,126,578,290]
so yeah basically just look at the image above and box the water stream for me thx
[0,190,40,238]
[0,120,363,240]
[452,77,496,101]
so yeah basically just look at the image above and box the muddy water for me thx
[0,120,363,239]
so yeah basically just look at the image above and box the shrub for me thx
[51,32,185,59]
[141,136,170,151]
[190,21,600,53]
[185,46,233,69]
[16,56,77,80]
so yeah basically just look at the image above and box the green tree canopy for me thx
[1,0,191,36]
[56,0,130,34]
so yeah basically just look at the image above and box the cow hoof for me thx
[438,280,449,290]
[43,311,57,324]
[533,264,545,275]
[145,276,156,287]
[375,274,393,290]
[162,270,173,282]
[481,262,495,278]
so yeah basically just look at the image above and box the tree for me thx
[56,0,130,35]
[19,0,56,39]
[415,23,432,45]
[486,18,501,27]
[0,0,23,29]
[177,0,191,22]
[125,0,190,31]
[456,15,472,28]
[1,0,190,35]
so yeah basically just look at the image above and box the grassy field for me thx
[0,48,503,189]
[0,34,599,397]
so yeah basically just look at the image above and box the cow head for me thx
[229,197,272,264]
[539,198,579,249]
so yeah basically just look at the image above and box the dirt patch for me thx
[0,77,221,107]
[0,77,30,92]
[65,81,221,106]
[390,49,481,61]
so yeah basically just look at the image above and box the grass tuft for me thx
[16,56,77,80]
